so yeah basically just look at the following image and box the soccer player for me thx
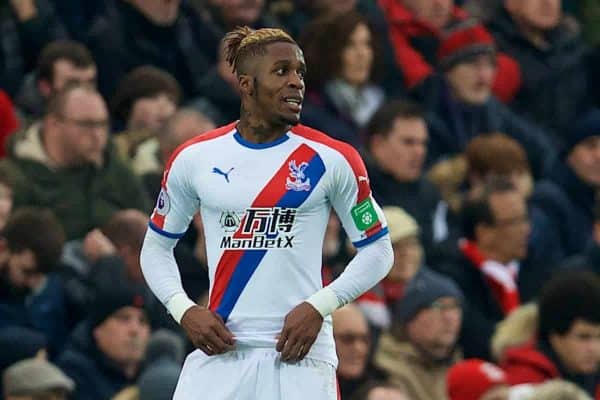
[140,26,394,399]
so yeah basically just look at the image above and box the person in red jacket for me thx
[378,0,520,102]
[0,90,19,158]
[499,270,600,399]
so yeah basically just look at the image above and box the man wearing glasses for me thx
[0,82,150,240]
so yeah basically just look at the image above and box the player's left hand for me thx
[276,302,323,363]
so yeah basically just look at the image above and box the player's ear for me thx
[239,74,254,97]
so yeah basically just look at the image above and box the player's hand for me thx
[181,305,235,356]
[276,302,323,363]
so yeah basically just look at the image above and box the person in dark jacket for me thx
[0,0,67,97]
[488,1,590,145]
[561,201,600,275]
[378,0,521,102]
[499,271,600,398]
[0,83,151,240]
[364,99,453,264]
[420,20,555,179]
[463,134,563,299]
[56,284,152,400]
[299,11,386,149]
[435,178,531,360]
[86,0,211,101]
[190,39,241,127]
[532,109,600,256]
[0,208,69,354]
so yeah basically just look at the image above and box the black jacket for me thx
[488,7,590,146]
[56,322,138,400]
[86,1,211,101]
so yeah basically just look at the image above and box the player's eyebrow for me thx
[272,59,306,71]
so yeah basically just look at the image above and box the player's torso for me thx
[190,132,336,315]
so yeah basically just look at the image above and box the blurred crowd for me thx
[0,0,599,399]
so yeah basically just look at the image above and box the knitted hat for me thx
[382,206,420,243]
[564,108,600,155]
[111,65,181,121]
[447,359,508,400]
[90,284,149,329]
[394,268,463,323]
[3,359,74,396]
[438,22,496,70]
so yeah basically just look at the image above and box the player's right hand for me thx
[180,305,235,355]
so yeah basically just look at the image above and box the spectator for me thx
[0,83,151,240]
[0,90,19,158]
[0,208,69,353]
[378,0,520,102]
[463,134,562,299]
[300,11,385,149]
[374,268,463,400]
[16,40,96,122]
[488,0,590,144]
[447,359,510,400]
[56,284,152,400]
[499,271,600,398]
[436,178,530,360]
[0,0,67,97]
[191,39,240,126]
[562,201,600,275]
[111,66,181,135]
[350,381,412,400]
[135,108,215,198]
[3,358,74,400]
[87,0,211,101]
[333,304,384,399]
[532,109,600,256]
[0,164,15,231]
[421,21,554,179]
[365,100,451,262]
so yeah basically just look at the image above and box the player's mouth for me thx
[282,96,303,113]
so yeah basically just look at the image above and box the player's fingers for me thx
[196,341,214,356]
[297,343,310,361]
[212,318,235,346]
[276,328,289,352]
[209,326,235,353]
[281,335,301,361]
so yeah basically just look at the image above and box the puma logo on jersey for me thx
[358,176,369,183]
[212,167,234,183]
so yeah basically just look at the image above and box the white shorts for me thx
[173,348,339,400]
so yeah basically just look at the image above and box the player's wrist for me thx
[305,287,340,318]
[166,293,197,324]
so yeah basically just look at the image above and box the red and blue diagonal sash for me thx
[209,144,326,321]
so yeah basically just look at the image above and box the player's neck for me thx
[237,110,290,144]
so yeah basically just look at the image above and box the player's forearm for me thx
[307,235,393,317]
[140,228,196,323]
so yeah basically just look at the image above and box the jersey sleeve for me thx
[329,148,389,248]
[149,150,198,238]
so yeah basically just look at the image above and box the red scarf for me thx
[460,240,520,315]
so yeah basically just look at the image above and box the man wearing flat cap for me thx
[3,358,74,400]
[56,284,151,400]
[373,268,463,400]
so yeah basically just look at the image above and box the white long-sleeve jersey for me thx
[140,122,393,367]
